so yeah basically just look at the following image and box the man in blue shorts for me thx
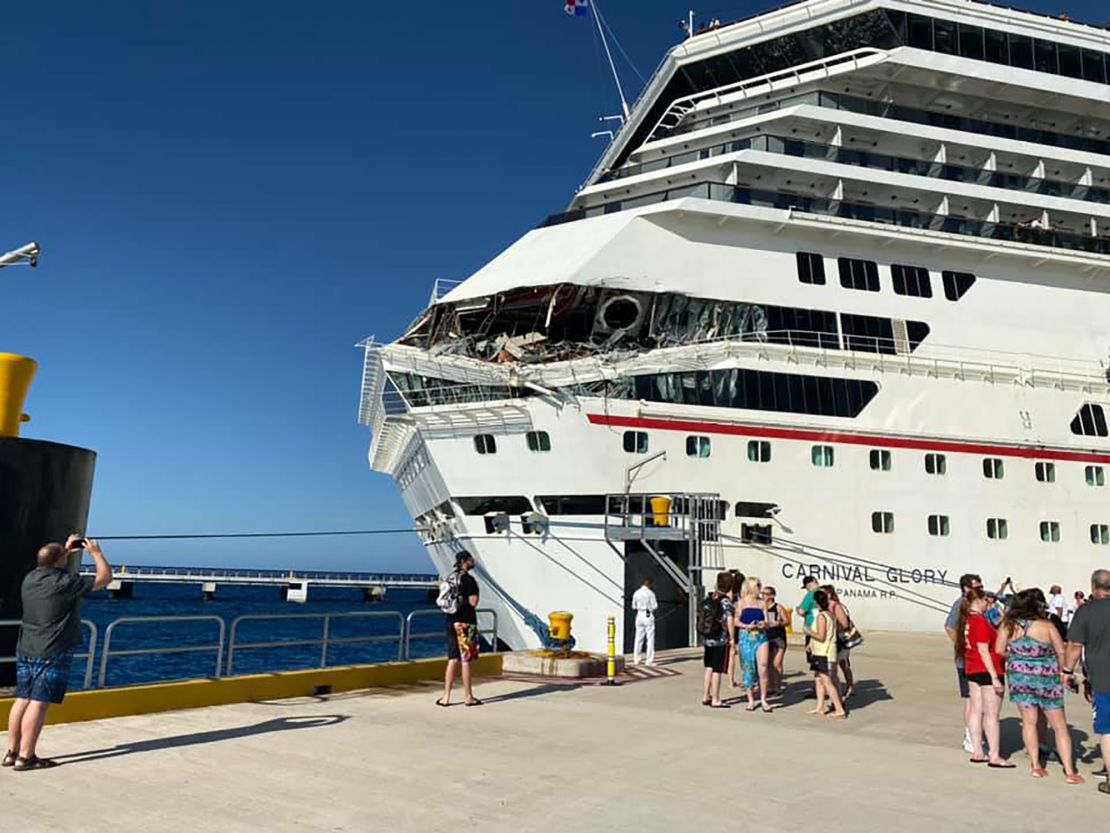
[1065,568,1110,794]
[3,536,113,771]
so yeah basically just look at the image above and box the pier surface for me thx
[6,632,1106,831]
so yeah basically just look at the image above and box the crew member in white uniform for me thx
[631,577,659,665]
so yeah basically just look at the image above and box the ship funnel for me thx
[0,353,37,437]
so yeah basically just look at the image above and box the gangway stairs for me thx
[603,492,724,647]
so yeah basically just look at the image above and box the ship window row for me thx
[473,431,552,455]
[799,253,976,302]
[616,8,1110,170]
[452,494,1110,546]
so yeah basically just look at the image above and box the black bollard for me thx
[0,437,96,686]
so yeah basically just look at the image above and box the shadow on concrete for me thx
[52,715,350,765]
[478,683,587,704]
[998,716,1092,761]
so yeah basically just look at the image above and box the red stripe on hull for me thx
[586,413,1110,465]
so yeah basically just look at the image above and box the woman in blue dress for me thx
[736,577,772,712]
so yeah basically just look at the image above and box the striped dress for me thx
[1005,620,1064,711]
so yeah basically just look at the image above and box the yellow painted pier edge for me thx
[1,654,502,726]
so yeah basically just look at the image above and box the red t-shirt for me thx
[964,614,1003,676]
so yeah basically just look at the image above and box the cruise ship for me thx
[358,0,1110,653]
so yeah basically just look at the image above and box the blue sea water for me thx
[70,582,445,690]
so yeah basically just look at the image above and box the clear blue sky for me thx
[2,1,1104,571]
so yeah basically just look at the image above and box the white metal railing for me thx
[1,619,98,691]
[1,610,502,690]
[98,615,225,689]
[429,279,463,305]
[226,611,405,675]
[404,609,499,660]
[647,48,888,143]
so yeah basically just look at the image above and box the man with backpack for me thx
[437,551,482,707]
[700,571,736,708]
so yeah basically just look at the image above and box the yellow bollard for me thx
[0,353,37,438]
[603,615,620,686]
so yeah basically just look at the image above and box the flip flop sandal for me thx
[988,762,1016,769]
[701,699,711,706]
[2,750,16,768]
[434,698,450,707]
[969,757,990,764]
[464,698,483,707]
[1065,774,1086,785]
[1098,781,1110,795]
[12,756,58,772]
[709,703,730,709]
[745,704,759,712]
[1031,767,1048,778]
[761,705,774,713]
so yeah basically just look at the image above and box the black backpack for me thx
[696,592,724,639]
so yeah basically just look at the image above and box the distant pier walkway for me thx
[79,565,439,601]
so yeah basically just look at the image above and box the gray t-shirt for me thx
[1068,597,1110,693]
[945,596,964,667]
[17,568,95,660]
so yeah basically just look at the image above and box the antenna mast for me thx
[591,0,630,118]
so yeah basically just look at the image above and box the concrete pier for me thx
[201,581,216,600]
[6,632,1108,831]
[106,579,134,599]
[281,581,307,603]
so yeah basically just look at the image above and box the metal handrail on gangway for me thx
[1,618,98,690]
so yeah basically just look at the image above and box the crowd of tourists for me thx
[946,569,1110,795]
[695,570,860,719]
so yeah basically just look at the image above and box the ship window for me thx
[535,495,607,515]
[811,445,834,467]
[796,252,826,285]
[869,449,892,471]
[623,431,649,454]
[891,264,932,298]
[686,435,711,458]
[928,514,950,537]
[841,314,895,355]
[1035,461,1056,483]
[456,495,532,515]
[871,511,895,534]
[474,434,497,455]
[735,501,777,518]
[740,523,773,544]
[984,29,1007,64]
[907,13,932,50]
[1040,521,1061,543]
[1009,34,1034,70]
[526,431,551,453]
[1091,524,1110,545]
[1086,465,1105,487]
[925,453,947,475]
[1034,40,1058,75]
[838,258,880,292]
[1071,404,1109,437]
[748,440,771,463]
[625,369,879,418]
[933,19,956,55]
[987,518,1008,540]
[1058,43,1082,79]
[957,24,984,61]
[942,271,976,301]
[983,458,1004,479]
[1083,49,1108,84]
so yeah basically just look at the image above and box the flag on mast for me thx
[565,0,589,16]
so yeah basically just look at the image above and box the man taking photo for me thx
[4,535,112,771]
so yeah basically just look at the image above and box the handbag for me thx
[837,623,864,651]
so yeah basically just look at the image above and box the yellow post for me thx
[0,353,37,438]
[603,615,619,686]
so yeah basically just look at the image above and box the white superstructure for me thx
[360,0,1110,653]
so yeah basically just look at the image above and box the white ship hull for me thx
[359,0,1110,652]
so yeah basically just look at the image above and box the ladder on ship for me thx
[603,492,724,647]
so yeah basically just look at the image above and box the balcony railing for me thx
[541,182,1110,257]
